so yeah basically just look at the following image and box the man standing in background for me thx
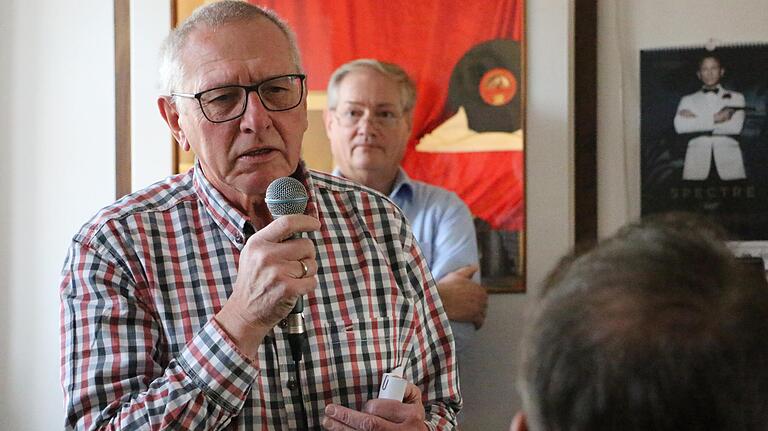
[324,59,489,353]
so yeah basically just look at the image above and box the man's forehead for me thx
[184,18,289,56]
[340,100,400,109]
[700,57,721,68]
[180,18,296,86]
[338,70,401,104]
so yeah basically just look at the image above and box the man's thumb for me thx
[454,265,478,278]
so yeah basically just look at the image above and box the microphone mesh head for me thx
[265,177,308,216]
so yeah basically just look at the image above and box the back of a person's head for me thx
[520,218,768,431]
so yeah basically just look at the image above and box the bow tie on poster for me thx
[702,88,720,94]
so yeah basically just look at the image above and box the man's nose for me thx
[356,112,378,133]
[240,91,272,131]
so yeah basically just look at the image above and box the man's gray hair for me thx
[326,59,417,113]
[519,216,768,431]
[159,0,302,94]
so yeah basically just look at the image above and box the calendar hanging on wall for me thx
[640,43,768,239]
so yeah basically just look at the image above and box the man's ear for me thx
[157,96,190,151]
[405,111,414,134]
[510,412,529,431]
[322,108,334,139]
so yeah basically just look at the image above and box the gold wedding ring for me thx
[298,259,308,279]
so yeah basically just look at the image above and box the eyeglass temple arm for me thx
[170,92,196,99]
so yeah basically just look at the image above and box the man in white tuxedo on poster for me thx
[674,54,746,181]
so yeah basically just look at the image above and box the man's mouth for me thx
[353,142,382,151]
[239,148,275,158]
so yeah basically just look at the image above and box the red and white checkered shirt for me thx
[60,164,460,430]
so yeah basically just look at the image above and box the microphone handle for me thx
[288,231,305,315]
[291,296,304,314]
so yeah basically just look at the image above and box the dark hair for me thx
[520,220,768,431]
[698,54,722,70]
[633,211,730,240]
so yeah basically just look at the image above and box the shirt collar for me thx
[193,160,318,248]
[389,168,414,203]
[330,167,414,202]
[701,84,723,94]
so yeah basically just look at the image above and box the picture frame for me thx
[641,43,768,239]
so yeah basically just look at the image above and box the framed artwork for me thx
[116,0,603,304]
[641,44,768,239]
[173,0,526,292]
[254,0,527,293]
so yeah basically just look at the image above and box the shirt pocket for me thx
[317,316,400,408]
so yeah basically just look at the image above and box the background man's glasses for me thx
[172,74,306,123]
[333,107,405,128]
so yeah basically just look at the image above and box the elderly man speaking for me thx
[59,2,460,430]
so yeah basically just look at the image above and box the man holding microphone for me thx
[59,2,460,429]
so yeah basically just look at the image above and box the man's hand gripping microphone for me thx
[265,177,309,363]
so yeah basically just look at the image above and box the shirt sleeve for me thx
[397,220,462,429]
[713,92,746,135]
[427,192,481,284]
[60,239,259,430]
[428,192,481,354]
[674,94,715,133]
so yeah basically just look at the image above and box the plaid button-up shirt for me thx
[60,164,460,430]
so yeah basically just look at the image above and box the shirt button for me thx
[235,235,243,244]
[287,378,297,390]
[279,319,288,328]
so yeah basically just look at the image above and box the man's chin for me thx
[351,154,386,169]
[241,165,298,192]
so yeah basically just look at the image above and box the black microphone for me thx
[265,177,309,363]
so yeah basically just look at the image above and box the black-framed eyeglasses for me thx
[171,73,306,123]
[331,106,405,129]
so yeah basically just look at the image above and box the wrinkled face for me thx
[173,18,307,202]
[325,68,412,183]
[697,57,724,87]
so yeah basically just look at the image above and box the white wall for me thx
[0,1,116,430]
[598,0,768,236]
[130,0,173,191]
[460,0,575,428]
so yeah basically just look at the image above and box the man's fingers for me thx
[363,384,426,425]
[468,282,489,309]
[401,382,423,404]
[476,282,489,300]
[322,385,426,430]
[362,399,412,422]
[474,311,486,329]
[475,290,489,329]
[323,404,385,431]
[258,214,321,243]
[452,265,479,279]
[290,257,319,280]
[321,417,356,431]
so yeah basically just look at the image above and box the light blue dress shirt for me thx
[333,168,479,353]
